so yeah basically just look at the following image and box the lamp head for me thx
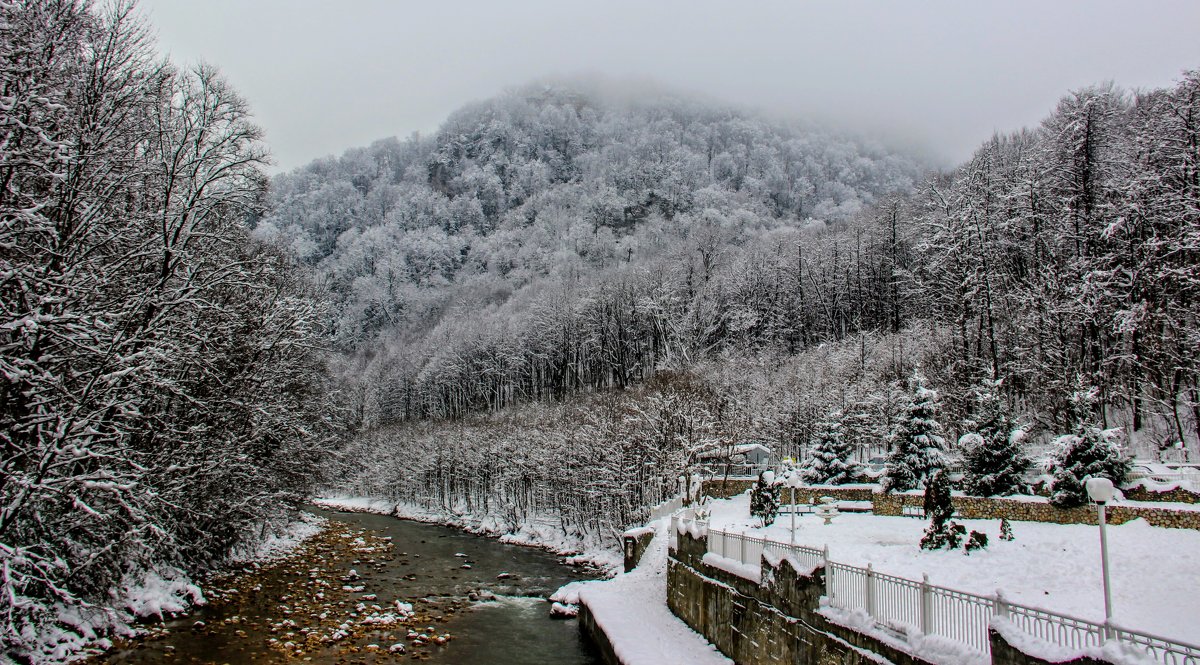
[1085,476,1115,504]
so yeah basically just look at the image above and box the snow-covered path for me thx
[554,520,732,665]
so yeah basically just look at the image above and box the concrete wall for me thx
[578,601,622,665]
[668,528,1117,665]
[622,528,655,572]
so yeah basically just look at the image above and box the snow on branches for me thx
[882,373,947,492]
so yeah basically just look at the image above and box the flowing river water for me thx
[96,507,602,664]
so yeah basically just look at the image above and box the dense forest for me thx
[257,85,922,424]
[281,73,1200,549]
[0,1,336,660]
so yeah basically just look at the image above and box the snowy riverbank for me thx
[551,519,733,665]
[11,513,328,665]
[313,496,624,574]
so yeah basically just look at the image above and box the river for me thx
[96,507,602,664]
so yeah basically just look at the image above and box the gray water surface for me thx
[333,509,602,664]
[98,508,602,665]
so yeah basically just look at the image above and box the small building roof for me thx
[696,443,773,460]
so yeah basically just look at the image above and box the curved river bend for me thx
[98,508,602,664]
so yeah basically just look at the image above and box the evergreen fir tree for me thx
[999,518,1014,541]
[883,373,947,492]
[920,470,964,550]
[1049,384,1133,508]
[801,411,861,485]
[961,376,1029,497]
[750,471,780,526]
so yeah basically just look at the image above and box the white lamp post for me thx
[1085,476,1115,636]
[784,466,803,546]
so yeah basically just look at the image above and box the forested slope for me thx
[286,72,1200,549]
[255,86,923,424]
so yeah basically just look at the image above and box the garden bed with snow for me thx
[706,493,1200,643]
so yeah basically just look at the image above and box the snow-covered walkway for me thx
[554,519,732,665]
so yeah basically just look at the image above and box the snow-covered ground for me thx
[230,510,327,563]
[552,519,733,665]
[313,496,623,573]
[706,494,1200,644]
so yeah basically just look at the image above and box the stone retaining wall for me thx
[703,480,876,503]
[873,493,1200,529]
[622,528,655,572]
[1122,484,1200,504]
[668,529,1101,665]
[702,480,1200,530]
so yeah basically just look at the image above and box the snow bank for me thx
[231,511,326,563]
[623,526,656,539]
[562,520,733,665]
[314,495,624,574]
[701,552,761,583]
[117,567,205,620]
[761,548,821,577]
[991,617,1159,665]
[819,604,988,665]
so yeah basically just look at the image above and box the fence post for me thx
[823,545,832,602]
[740,531,747,564]
[921,573,932,635]
[994,589,1009,619]
[866,563,876,618]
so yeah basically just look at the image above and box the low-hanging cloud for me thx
[141,0,1200,171]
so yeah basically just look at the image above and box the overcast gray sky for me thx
[139,0,1200,172]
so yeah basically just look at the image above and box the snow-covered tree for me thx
[882,374,947,492]
[919,470,964,550]
[0,3,336,658]
[801,412,861,485]
[749,471,780,526]
[1049,386,1133,508]
[960,376,1029,496]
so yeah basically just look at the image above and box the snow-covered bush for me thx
[883,374,947,492]
[964,530,989,554]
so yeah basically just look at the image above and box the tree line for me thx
[1,2,337,660]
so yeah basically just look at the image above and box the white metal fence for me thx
[689,525,1200,665]
[707,527,826,573]
[649,495,685,521]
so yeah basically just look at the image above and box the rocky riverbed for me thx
[93,509,601,664]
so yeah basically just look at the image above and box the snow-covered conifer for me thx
[1049,385,1133,508]
[801,412,861,485]
[749,471,780,526]
[960,377,1028,496]
[882,373,947,492]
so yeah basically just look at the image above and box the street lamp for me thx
[782,460,803,545]
[1085,476,1115,637]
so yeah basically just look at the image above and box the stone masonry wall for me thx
[873,492,1200,530]
[702,480,1200,530]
